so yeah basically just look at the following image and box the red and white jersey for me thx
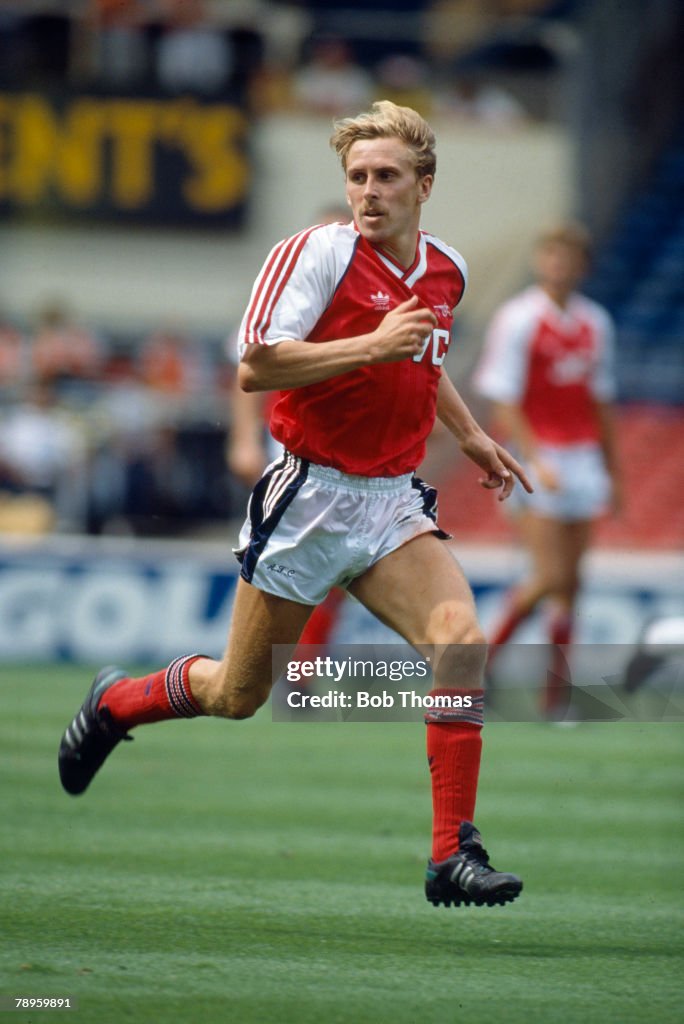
[237,221,467,476]
[474,285,616,445]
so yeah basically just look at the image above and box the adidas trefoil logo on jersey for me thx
[433,303,452,319]
[370,291,391,310]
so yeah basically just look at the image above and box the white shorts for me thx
[234,452,448,605]
[509,442,611,521]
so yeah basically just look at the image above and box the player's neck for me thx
[375,235,418,270]
[540,283,573,309]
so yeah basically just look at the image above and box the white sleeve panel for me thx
[588,303,618,402]
[473,298,536,403]
[237,225,354,358]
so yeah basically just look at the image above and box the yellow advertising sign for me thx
[0,92,251,223]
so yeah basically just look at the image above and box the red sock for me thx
[488,594,528,666]
[549,608,573,647]
[425,689,484,862]
[297,588,345,647]
[98,654,205,731]
[543,611,573,716]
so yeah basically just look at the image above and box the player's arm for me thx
[488,401,559,492]
[239,296,437,392]
[487,402,535,459]
[436,371,533,500]
[590,312,622,512]
[594,399,622,513]
[471,303,548,490]
[227,384,268,487]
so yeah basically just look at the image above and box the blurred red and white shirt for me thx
[474,285,616,445]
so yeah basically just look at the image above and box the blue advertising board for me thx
[0,538,682,663]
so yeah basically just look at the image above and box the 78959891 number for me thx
[0,997,76,1011]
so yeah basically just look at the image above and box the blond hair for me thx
[536,221,593,259]
[330,100,437,178]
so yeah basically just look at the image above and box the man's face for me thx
[344,137,432,260]
[535,241,588,293]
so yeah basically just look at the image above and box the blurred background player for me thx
[473,222,621,718]
[226,202,351,651]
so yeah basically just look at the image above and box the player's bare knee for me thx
[425,604,485,645]
[423,607,487,679]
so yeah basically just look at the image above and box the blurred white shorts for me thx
[509,442,611,521]
[234,451,448,605]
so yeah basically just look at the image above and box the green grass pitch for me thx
[1,665,683,1024]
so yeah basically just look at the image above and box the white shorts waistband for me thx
[304,460,413,494]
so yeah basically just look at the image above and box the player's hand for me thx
[370,295,438,362]
[459,428,534,501]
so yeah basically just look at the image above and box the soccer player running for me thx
[60,101,532,908]
[474,223,621,718]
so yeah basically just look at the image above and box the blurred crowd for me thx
[0,302,243,537]
[0,0,571,123]
[0,0,574,539]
